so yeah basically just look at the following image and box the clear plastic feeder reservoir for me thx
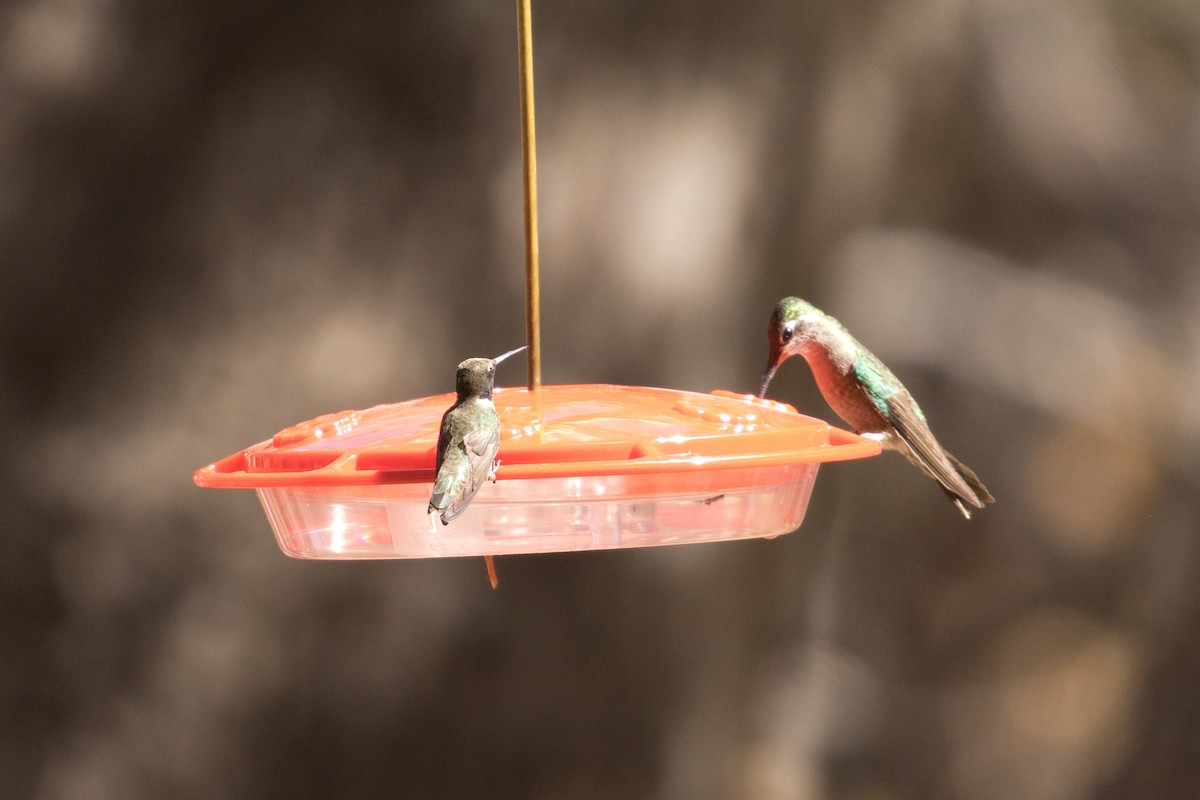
[194,385,880,558]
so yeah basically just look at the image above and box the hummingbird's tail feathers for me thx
[430,492,471,524]
[884,397,984,508]
[429,478,457,523]
[430,481,470,523]
[897,443,981,516]
[428,485,451,514]
[943,486,980,518]
[440,504,467,523]
[929,450,992,518]
[442,472,489,522]
[945,451,994,505]
[885,400,992,518]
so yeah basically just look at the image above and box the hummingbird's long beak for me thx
[757,363,778,398]
[492,345,528,365]
[758,334,784,398]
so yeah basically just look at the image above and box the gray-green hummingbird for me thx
[428,345,527,527]
[758,297,993,518]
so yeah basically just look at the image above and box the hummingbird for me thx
[428,345,527,527]
[758,297,993,518]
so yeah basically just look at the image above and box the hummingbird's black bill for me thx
[758,364,778,398]
[493,345,528,364]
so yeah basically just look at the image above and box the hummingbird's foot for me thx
[488,458,502,483]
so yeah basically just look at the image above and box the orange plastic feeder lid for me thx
[194,385,880,559]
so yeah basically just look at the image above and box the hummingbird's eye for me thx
[781,325,794,344]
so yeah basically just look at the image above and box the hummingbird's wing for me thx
[854,356,991,516]
[886,396,994,516]
[882,391,980,504]
[427,409,457,514]
[945,450,995,506]
[440,424,501,523]
[433,409,452,474]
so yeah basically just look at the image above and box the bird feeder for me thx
[194,386,879,558]
[192,2,883,562]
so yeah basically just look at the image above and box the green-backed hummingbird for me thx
[758,297,993,518]
[428,346,526,527]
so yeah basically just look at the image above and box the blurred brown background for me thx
[4,0,1199,798]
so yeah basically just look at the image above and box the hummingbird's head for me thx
[759,297,822,398]
[454,345,527,400]
[455,358,498,399]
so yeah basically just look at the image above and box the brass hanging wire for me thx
[484,0,541,590]
[517,0,541,392]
